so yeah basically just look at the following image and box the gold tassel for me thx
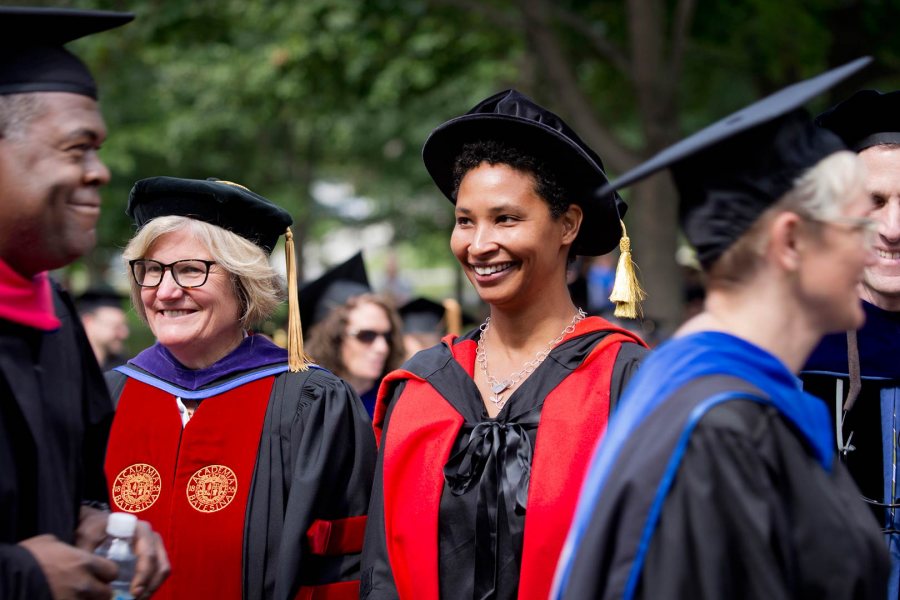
[284,227,311,372]
[441,298,463,336]
[609,220,646,319]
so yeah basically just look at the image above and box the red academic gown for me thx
[104,355,375,600]
[361,316,647,600]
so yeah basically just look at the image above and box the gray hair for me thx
[0,93,46,139]
[708,150,866,283]
[122,216,285,328]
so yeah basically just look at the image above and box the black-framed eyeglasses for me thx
[346,329,392,345]
[129,259,217,289]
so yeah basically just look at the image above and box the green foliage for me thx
[47,0,900,321]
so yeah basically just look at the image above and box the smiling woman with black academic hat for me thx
[103,177,375,600]
[360,90,649,600]
[553,58,888,600]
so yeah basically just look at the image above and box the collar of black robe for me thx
[804,300,900,380]
[0,7,133,99]
[120,335,292,398]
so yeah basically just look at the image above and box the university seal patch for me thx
[112,463,162,512]
[186,464,238,513]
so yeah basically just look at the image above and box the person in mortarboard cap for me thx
[303,252,406,417]
[801,88,900,596]
[75,286,130,371]
[361,89,649,600]
[0,7,170,600]
[104,177,375,599]
[397,297,468,360]
[553,58,889,600]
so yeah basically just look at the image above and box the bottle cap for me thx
[106,512,138,537]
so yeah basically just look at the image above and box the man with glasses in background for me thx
[802,89,900,598]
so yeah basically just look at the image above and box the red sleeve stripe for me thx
[294,580,359,600]
[305,516,367,555]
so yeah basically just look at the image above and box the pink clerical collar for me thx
[0,259,61,331]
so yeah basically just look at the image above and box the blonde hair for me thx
[122,216,284,328]
[707,150,865,286]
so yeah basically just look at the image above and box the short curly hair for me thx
[451,139,570,218]
[122,215,285,328]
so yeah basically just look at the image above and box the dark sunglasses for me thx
[347,329,392,345]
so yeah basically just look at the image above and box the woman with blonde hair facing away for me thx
[554,59,889,600]
[103,177,374,600]
[361,90,648,600]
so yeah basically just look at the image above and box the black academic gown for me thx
[562,375,889,600]
[0,285,113,600]
[802,301,900,598]
[362,319,647,600]
[106,363,376,600]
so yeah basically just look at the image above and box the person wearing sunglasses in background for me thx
[303,253,407,418]
[801,89,900,598]
[103,176,375,600]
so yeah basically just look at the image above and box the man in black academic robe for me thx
[0,7,168,599]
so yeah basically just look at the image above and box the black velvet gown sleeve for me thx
[243,368,377,600]
[0,285,113,600]
[636,401,888,600]
[360,381,405,600]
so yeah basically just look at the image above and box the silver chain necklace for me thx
[476,308,587,409]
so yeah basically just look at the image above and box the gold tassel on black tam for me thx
[608,219,646,319]
[284,227,312,372]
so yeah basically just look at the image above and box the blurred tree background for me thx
[9,0,900,343]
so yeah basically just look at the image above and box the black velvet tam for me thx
[75,286,125,314]
[0,7,133,99]
[597,57,870,269]
[422,89,625,256]
[816,89,900,152]
[127,176,293,255]
[299,251,372,332]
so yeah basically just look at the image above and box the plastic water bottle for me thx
[94,512,137,600]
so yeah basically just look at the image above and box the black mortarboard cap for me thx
[75,286,125,314]
[0,7,134,99]
[422,89,625,256]
[597,57,871,269]
[816,89,900,152]
[399,297,446,334]
[127,176,293,254]
[299,251,372,332]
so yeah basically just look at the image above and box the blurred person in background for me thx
[802,89,900,596]
[76,287,130,370]
[555,59,888,600]
[104,176,374,599]
[0,8,169,599]
[397,296,467,360]
[303,253,405,418]
[361,89,648,600]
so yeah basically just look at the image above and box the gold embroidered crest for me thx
[112,463,162,513]
[186,465,238,513]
